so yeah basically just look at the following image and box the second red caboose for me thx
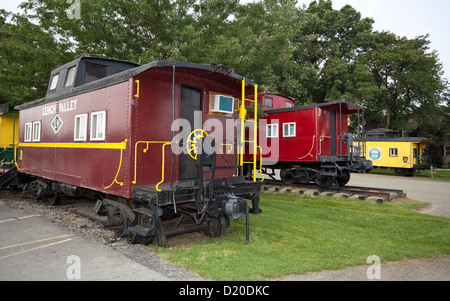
[245,96,372,187]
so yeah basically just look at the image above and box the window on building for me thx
[74,114,87,141]
[283,123,296,137]
[32,121,41,142]
[266,124,278,138]
[64,66,77,87]
[264,97,273,109]
[49,74,59,90]
[445,146,450,156]
[90,111,106,141]
[389,148,398,157]
[24,123,32,142]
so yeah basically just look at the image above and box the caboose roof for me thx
[16,58,260,111]
[366,137,432,143]
[265,101,363,114]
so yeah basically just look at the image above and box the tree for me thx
[356,32,447,130]
[231,0,302,98]
[0,9,71,106]
[172,0,303,102]
[20,0,242,64]
[292,0,374,104]
[6,0,448,138]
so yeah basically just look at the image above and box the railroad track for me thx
[261,180,406,203]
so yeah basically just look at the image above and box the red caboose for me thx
[245,96,372,187]
[12,55,262,246]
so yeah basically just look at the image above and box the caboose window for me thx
[283,123,296,137]
[74,114,87,141]
[266,124,278,138]
[64,66,76,87]
[24,123,32,142]
[85,62,108,84]
[32,121,41,142]
[90,111,106,141]
[49,74,59,90]
[264,97,273,109]
[389,148,398,157]
[286,102,293,108]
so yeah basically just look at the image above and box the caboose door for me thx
[330,110,336,156]
[179,86,202,181]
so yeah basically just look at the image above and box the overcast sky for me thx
[2,0,449,79]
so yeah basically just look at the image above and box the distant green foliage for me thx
[1,0,448,140]
[0,9,71,105]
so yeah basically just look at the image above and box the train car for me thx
[365,128,433,176]
[257,94,295,110]
[0,105,19,170]
[3,55,263,246]
[244,97,372,187]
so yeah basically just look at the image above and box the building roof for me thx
[366,137,432,143]
[265,101,363,114]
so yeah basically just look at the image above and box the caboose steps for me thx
[0,166,18,187]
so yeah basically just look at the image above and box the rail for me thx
[261,180,406,202]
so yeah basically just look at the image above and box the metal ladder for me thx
[238,79,262,182]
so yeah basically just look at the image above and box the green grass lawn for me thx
[156,193,450,281]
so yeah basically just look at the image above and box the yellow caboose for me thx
[0,105,19,169]
[365,129,432,176]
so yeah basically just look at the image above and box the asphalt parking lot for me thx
[349,172,450,218]
[0,200,170,281]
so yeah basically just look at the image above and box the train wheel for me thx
[295,170,315,184]
[336,170,351,187]
[395,168,414,177]
[315,175,334,188]
[204,216,230,238]
[280,169,295,185]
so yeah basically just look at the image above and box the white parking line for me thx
[0,238,74,260]
[0,215,37,224]
[0,234,73,251]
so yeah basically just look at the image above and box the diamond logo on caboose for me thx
[51,114,63,134]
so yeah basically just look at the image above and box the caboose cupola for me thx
[45,54,139,101]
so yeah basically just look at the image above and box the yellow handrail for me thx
[12,142,23,171]
[104,139,128,189]
[238,79,260,182]
[132,140,172,192]
[156,142,172,192]
[299,136,316,160]
[252,83,258,181]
